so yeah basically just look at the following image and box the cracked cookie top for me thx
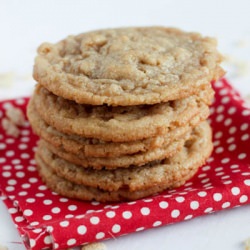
[33,27,224,105]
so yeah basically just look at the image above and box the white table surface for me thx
[0,1,250,249]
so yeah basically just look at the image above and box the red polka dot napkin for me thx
[0,78,250,250]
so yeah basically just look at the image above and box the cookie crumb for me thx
[0,244,8,250]
[6,107,25,126]
[245,237,250,250]
[81,242,107,250]
[1,117,20,138]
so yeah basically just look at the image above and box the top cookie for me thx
[33,27,224,106]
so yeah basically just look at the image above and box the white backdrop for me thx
[0,1,250,249]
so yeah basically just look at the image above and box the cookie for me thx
[35,122,213,201]
[33,27,224,106]
[30,84,212,142]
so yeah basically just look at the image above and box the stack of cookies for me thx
[27,27,224,202]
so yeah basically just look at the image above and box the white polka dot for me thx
[202,165,211,171]
[20,153,30,159]
[67,238,76,246]
[26,198,36,203]
[91,201,100,206]
[221,96,230,104]
[44,236,52,245]
[30,221,39,226]
[15,216,25,222]
[59,197,68,202]
[198,191,207,197]
[6,150,14,157]
[96,232,105,239]
[38,185,47,190]
[238,153,247,159]
[6,186,15,192]
[18,144,28,150]
[8,208,18,214]
[190,201,199,210]
[219,89,228,96]
[224,118,232,126]
[222,202,230,208]
[33,229,42,234]
[226,137,235,144]
[90,216,100,225]
[0,143,6,150]
[215,147,224,154]
[231,187,240,195]
[229,126,237,134]
[228,107,236,114]
[204,207,213,213]
[140,207,150,216]
[242,110,250,116]
[51,207,61,214]
[0,158,6,163]
[214,81,223,87]
[223,180,232,185]
[29,177,38,183]
[171,209,180,218]
[213,193,222,201]
[15,171,25,178]
[60,221,69,227]
[35,193,45,197]
[106,211,116,218]
[22,183,31,189]
[18,191,27,196]
[153,221,162,227]
[241,134,249,141]
[30,239,36,247]
[3,165,11,170]
[214,131,223,139]
[201,178,210,183]
[228,144,236,151]
[43,199,53,205]
[244,179,250,186]
[176,196,185,203]
[122,211,132,219]
[65,214,74,219]
[239,195,248,203]
[43,215,52,221]
[221,158,230,164]
[77,225,87,235]
[112,224,121,233]
[216,114,224,122]
[159,201,168,209]
[68,205,77,211]
[184,215,193,220]
[240,123,249,131]
[15,165,23,170]
[2,171,11,177]
[135,227,145,232]
[198,173,207,178]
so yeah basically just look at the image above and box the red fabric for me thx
[0,78,250,250]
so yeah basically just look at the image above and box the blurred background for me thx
[0,0,250,100]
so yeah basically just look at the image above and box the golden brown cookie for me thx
[35,122,213,201]
[30,84,212,142]
[33,27,224,106]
